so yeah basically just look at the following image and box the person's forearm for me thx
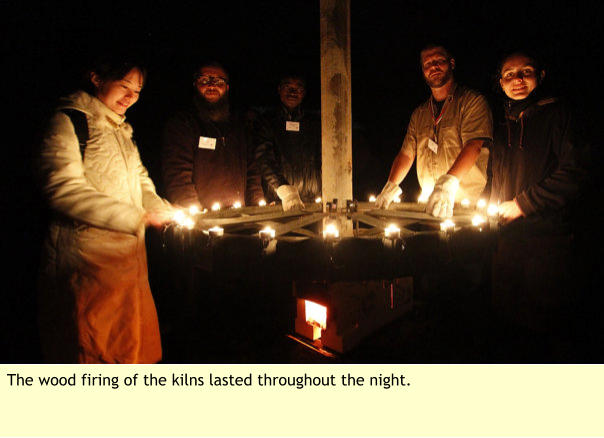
[447,139,484,179]
[387,151,414,184]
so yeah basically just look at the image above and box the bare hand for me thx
[498,200,524,224]
[144,210,174,228]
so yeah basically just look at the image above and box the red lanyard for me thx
[429,97,449,140]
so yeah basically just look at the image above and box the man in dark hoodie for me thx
[162,61,262,210]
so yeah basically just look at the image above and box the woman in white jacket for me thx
[38,57,173,363]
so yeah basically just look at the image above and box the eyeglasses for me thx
[195,75,228,87]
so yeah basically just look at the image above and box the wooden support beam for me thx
[351,213,416,237]
[366,209,441,222]
[356,201,427,213]
[351,213,390,231]
[257,220,320,238]
[197,210,313,227]
[320,0,353,235]
[367,209,475,223]
[199,203,321,220]
[271,213,325,237]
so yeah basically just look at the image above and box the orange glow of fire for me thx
[305,300,327,340]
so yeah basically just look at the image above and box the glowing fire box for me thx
[293,277,413,354]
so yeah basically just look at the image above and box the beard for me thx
[424,67,453,89]
[196,92,230,122]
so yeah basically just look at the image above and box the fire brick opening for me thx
[305,300,327,340]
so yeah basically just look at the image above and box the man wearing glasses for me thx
[252,74,322,211]
[162,61,262,211]
[375,45,492,217]
[159,61,263,360]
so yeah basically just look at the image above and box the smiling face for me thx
[499,54,542,100]
[91,68,143,115]
[420,46,455,89]
[278,78,306,110]
[194,65,229,104]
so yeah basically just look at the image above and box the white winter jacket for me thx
[37,90,169,363]
[39,90,169,232]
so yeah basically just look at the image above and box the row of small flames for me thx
[170,193,502,238]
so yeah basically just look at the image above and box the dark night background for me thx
[1,1,602,362]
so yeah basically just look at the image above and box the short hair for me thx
[193,60,230,82]
[419,44,453,63]
[279,74,306,89]
[83,55,147,95]
[497,51,543,78]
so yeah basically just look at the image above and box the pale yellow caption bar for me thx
[1,364,602,437]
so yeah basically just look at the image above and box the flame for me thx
[172,210,195,229]
[315,197,322,204]
[207,226,224,237]
[188,205,200,215]
[232,201,242,209]
[487,204,499,216]
[472,214,486,227]
[369,195,376,202]
[460,198,470,208]
[393,195,401,203]
[477,199,487,209]
[305,300,327,340]
[384,223,400,238]
[183,217,195,230]
[173,210,186,225]
[258,199,267,207]
[323,223,339,239]
[211,202,221,211]
[440,219,455,232]
[259,226,275,239]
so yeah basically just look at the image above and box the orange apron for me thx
[39,225,161,363]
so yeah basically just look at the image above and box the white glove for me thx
[375,181,402,209]
[426,174,459,218]
[276,185,305,211]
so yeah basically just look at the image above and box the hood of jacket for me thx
[57,90,133,136]
[503,89,557,148]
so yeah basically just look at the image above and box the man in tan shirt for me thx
[376,45,492,217]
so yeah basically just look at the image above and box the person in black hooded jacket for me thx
[491,54,581,226]
[252,74,322,210]
[489,52,584,360]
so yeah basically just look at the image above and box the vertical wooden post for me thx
[320,0,353,235]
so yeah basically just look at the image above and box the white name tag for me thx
[198,136,217,150]
[428,138,439,154]
[285,121,300,132]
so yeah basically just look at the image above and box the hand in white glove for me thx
[375,181,402,209]
[276,185,305,211]
[426,174,459,218]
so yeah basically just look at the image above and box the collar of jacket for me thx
[427,81,458,105]
[502,90,557,149]
[58,90,130,132]
[280,103,304,121]
[504,88,556,121]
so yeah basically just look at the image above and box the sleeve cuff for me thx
[515,192,535,216]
